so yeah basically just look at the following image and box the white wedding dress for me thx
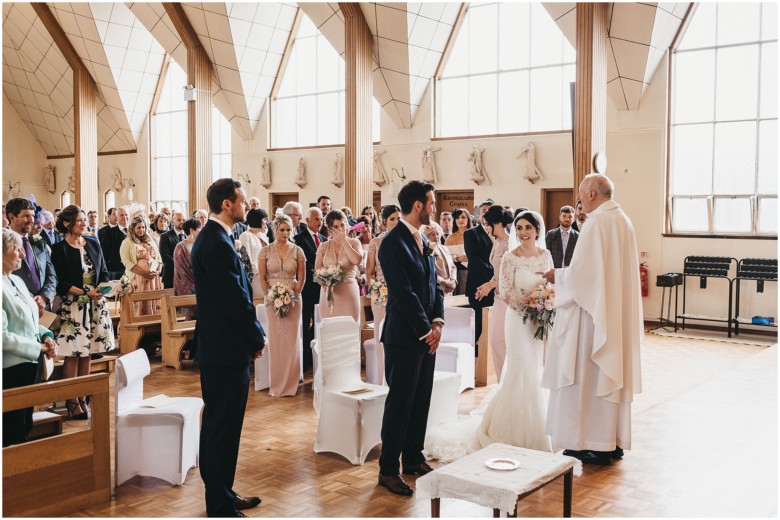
[424,249,553,461]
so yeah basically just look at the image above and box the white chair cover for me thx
[115,349,204,486]
[311,304,323,379]
[313,316,389,465]
[363,318,386,385]
[254,304,270,391]
[436,307,476,393]
[427,371,461,431]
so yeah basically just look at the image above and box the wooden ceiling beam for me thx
[163,3,202,50]
[31,3,86,71]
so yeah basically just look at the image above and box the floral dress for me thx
[131,243,161,315]
[56,247,115,357]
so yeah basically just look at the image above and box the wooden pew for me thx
[3,373,111,517]
[119,289,170,355]
[161,292,197,369]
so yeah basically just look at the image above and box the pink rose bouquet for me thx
[266,282,299,318]
[519,282,556,341]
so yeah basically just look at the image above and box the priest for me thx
[542,173,643,466]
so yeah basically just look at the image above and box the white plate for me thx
[484,457,520,471]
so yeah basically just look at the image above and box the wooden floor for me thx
[64,332,777,518]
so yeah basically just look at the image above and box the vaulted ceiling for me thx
[3,2,692,158]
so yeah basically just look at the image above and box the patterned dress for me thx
[316,237,363,321]
[56,246,114,357]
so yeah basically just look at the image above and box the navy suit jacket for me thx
[545,226,579,268]
[158,228,182,289]
[50,238,109,297]
[293,228,325,301]
[379,222,444,347]
[463,225,494,304]
[13,236,57,304]
[41,228,62,249]
[100,226,126,279]
[192,220,265,368]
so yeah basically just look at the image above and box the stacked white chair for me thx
[362,318,384,385]
[427,371,461,431]
[311,304,322,377]
[115,349,203,486]
[435,306,476,393]
[313,316,388,465]
[254,303,303,392]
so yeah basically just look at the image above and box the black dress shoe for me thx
[378,474,413,496]
[402,462,434,476]
[612,447,624,460]
[236,512,248,518]
[234,495,261,510]
[563,449,612,466]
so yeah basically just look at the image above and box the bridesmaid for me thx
[315,209,363,321]
[444,207,472,296]
[474,206,513,381]
[257,210,306,397]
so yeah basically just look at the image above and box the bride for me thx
[425,210,553,461]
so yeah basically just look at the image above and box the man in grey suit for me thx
[5,198,57,313]
[545,205,579,268]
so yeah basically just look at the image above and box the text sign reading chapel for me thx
[436,190,475,216]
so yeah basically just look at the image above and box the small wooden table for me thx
[416,443,579,518]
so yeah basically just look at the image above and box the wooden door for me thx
[436,190,474,218]
[270,192,298,215]
[541,188,573,232]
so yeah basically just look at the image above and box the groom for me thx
[377,180,445,496]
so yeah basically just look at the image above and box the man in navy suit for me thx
[545,205,579,268]
[192,179,265,518]
[159,210,185,289]
[292,206,324,371]
[464,200,495,345]
[100,207,129,280]
[39,210,62,249]
[377,180,444,496]
[6,198,57,312]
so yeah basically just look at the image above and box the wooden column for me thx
[573,2,608,192]
[33,3,98,211]
[164,3,212,212]
[341,3,373,212]
[73,69,98,211]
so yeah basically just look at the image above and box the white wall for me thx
[3,93,51,208]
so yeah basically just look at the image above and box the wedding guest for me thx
[50,205,114,420]
[474,205,513,381]
[282,201,306,235]
[317,196,332,236]
[341,206,358,226]
[101,206,129,280]
[6,198,57,313]
[173,218,201,298]
[3,228,58,446]
[292,207,324,371]
[439,212,453,243]
[545,205,579,268]
[572,198,587,232]
[97,207,117,243]
[314,209,363,321]
[543,174,642,466]
[258,211,306,397]
[40,210,61,248]
[159,211,185,289]
[239,208,270,297]
[361,205,380,236]
[193,209,209,228]
[86,210,99,235]
[355,216,373,247]
[235,240,254,289]
[444,208,471,295]
[424,224,457,297]
[120,215,162,315]
[247,197,262,210]
[150,213,170,248]
[464,200,495,344]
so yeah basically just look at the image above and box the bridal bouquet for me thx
[368,279,388,306]
[313,264,345,303]
[266,282,299,318]
[518,282,556,341]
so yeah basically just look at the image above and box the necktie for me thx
[178,233,185,242]
[313,233,320,247]
[561,230,569,254]
[22,236,41,293]
[413,231,423,254]
[121,227,127,235]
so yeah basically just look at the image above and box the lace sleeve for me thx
[499,253,521,313]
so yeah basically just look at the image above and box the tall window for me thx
[669,3,777,235]
[436,2,575,138]
[212,107,232,181]
[153,59,188,203]
[272,13,380,148]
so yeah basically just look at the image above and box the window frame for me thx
[665,3,777,239]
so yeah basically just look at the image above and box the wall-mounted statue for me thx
[45,164,56,193]
[517,142,544,184]
[112,167,123,191]
[68,167,76,192]
[331,152,343,188]
[261,156,272,188]
[422,146,441,183]
[295,156,307,188]
[373,150,390,187]
[467,144,489,185]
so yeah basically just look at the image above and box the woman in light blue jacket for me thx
[3,228,58,446]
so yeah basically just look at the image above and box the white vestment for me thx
[542,199,643,451]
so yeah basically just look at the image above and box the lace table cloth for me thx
[416,443,582,515]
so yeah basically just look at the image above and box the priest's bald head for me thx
[578,173,614,214]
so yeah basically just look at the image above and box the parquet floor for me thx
[65,332,777,518]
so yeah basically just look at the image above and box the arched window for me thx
[669,3,777,235]
[435,3,575,138]
[271,12,380,148]
[212,107,232,181]
[60,190,71,208]
[104,189,116,219]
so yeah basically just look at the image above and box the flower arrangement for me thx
[118,274,132,296]
[29,234,44,247]
[518,282,556,341]
[313,264,345,303]
[368,279,389,306]
[265,282,299,318]
[423,239,437,256]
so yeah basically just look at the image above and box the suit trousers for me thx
[2,361,39,447]
[468,294,493,350]
[199,364,250,517]
[300,292,317,370]
[379,343,436,476]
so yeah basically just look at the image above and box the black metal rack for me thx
[675,256,737,337]
[733,258,777,336]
